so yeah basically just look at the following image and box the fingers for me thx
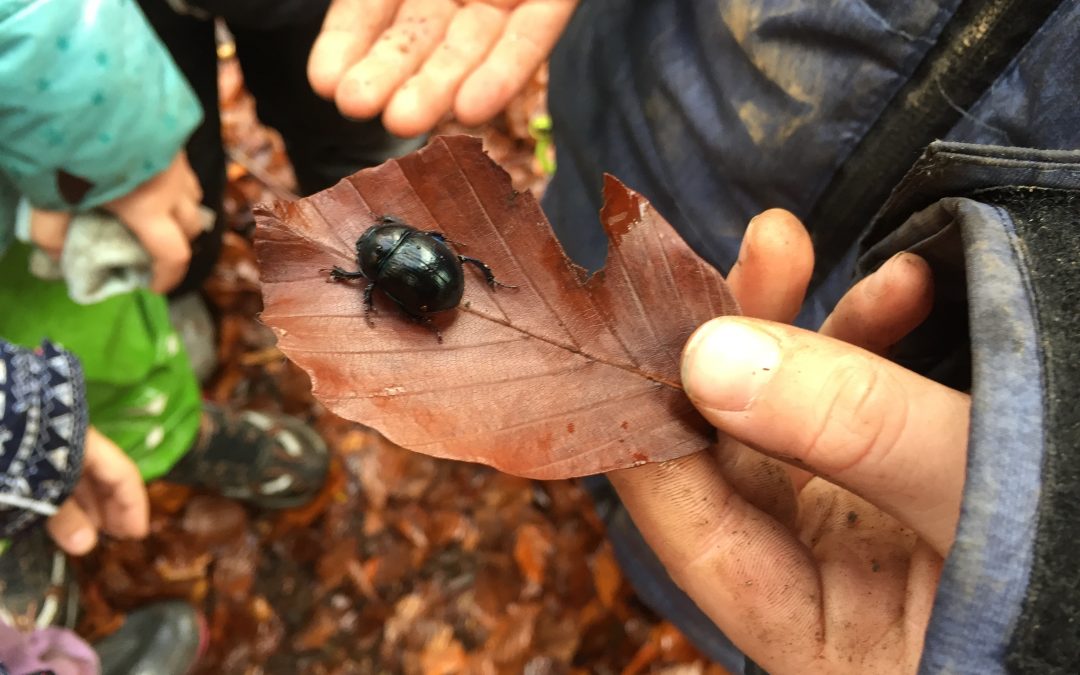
[720,209,815,498]
[726,209,814,324]
[334,0,458,120]
[819,252,934,355]
[309,0,401,99]
[454,0,578,126]
[681,317,969,555]
[29,209,73,260]
[384,4,507,136]
[312,0,576,132]
[169,152,205,240]
[102,152,202,292]
[608,455,823,669]
[709,434,799,529]
[81,426,149,540]
[173,195,206,240]
[126,214,192,293]
[46,499,98,556]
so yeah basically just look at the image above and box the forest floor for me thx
[73,48,726,675]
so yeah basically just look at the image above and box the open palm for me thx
[308,0,579,136]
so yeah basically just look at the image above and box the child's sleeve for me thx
[0,339,87,538]
[0,0,203,211]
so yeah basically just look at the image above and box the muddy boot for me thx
[0,533,203,675]
[0,529,77,631]
[95,601,205,675]
[165,403,329,509]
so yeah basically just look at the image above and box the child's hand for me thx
[29,152,206,294]
[45,426,149,556]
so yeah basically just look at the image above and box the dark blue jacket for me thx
[544,2,1080,673]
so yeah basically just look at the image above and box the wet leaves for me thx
[71,61,721,674]
[254,136,737,479]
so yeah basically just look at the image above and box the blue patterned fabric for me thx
[0,340,86,538]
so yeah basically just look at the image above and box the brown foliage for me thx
[72,57,720,674]
[254,136,737,479]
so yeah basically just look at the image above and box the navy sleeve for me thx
[0,339,86,538]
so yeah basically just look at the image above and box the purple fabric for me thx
[0,621,98,675]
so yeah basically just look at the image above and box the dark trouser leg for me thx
[230,7,426,196]
[136,0,227,296]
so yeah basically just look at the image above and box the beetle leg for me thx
[399,308,440,341]
[424,316,443,344]
[459,256,518,289]
[362,283,377,327]
[402,309,443,343]
[327,266,365,282]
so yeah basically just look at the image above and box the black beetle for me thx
[327,215,514,340]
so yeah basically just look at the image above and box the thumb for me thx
[29,208,73,260]
[681,317,969,554]
[46,499,99,556]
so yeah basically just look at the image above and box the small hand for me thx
[608,211,969,673]
[46,426,149,556]
[308,0,579,137]
[30,152,206,294]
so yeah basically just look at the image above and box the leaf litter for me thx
[71,56,731,674]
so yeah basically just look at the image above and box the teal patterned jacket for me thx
[0,0,202,251]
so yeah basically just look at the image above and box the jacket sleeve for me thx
[0,339,87,538]
[0,0,202,211]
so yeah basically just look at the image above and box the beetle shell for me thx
[355,222,412,278]
[357,222,465,314]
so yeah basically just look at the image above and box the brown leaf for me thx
[513,523,555,594]
[591,542,623,609]
[293,604,340,652]
[622,622,705,675]
[146,481,194,515]
[484,603,542,667]
[254,135,736,479]
[211,532,258,603]
[316,535,358,589]
[75,582,125,641]
[419,624,468,675]
[180,495,248,548]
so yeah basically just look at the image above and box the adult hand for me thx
[308,0,579,137]
[608,210,970,674]
[46,427,149,556]
[30,152,206,294]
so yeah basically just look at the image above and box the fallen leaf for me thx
[514,523,555,595]
[384,593,427,647]
[622,622,705,675]
[419,624,468,675]
[293,604,340,652]
[81,72,707,674]
[591,542,623,609]
[211,532,257,603]
[146,481,194,515]
[180,495,248,548]
[485,603,542,667]
[254,135,736,479]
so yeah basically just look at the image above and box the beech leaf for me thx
[253,135,738,479]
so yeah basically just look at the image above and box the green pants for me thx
[0,244,200,479]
